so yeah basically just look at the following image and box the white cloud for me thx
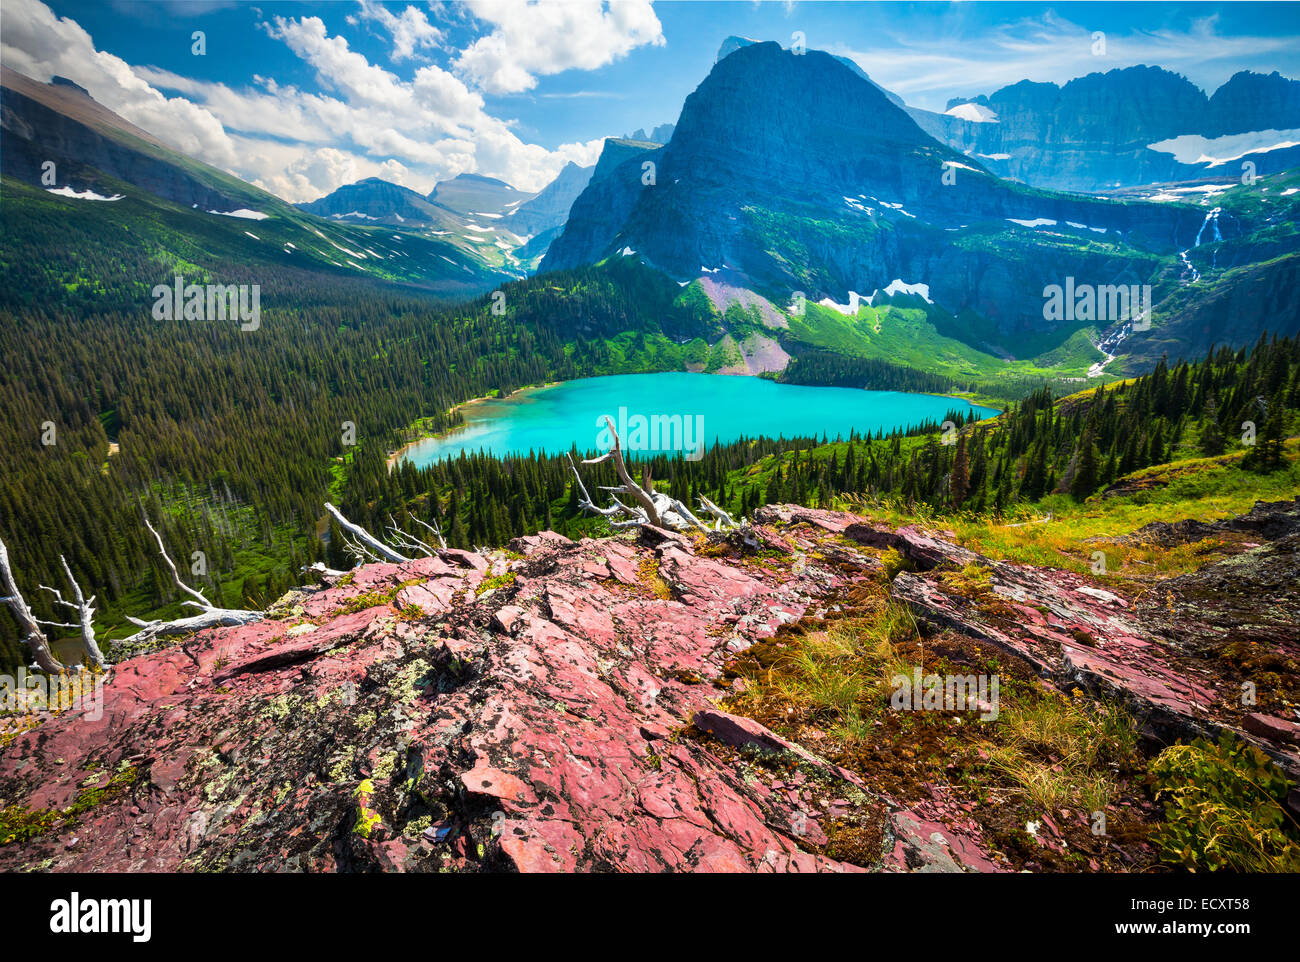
[833,12,1300,111]
[453,0,664,94]
[2,1,613,203]
[0,0,238,166]
[352,0,443,61]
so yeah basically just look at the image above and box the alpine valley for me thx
[1,3,1299,880]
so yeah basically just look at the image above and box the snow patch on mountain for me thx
[46,187,123,201]
[1147,128,1300,167]
[945,103,998,123]
[209,208,268,220]
[1145,184,1233,202]
[871,280,933,304]
[818,292,863,316]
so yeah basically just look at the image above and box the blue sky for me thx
[4,1,1298,202]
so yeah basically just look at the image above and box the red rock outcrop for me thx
[1,502,1295,871]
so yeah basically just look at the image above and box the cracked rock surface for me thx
[1,501,1295,871]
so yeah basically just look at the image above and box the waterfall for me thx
[1194,207,1222,248]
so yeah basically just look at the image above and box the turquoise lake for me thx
[401,373,1000,467]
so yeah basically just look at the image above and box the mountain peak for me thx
[49,75,91,99]
[441,172,517,189]
[717,35,759,62]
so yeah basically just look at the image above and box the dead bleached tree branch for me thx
[409,516,448,551]
[0,533,65,673]
[698,496,739,531]
[302,561,349,583]
[325,503,452,567]
[384,513,447,556]
[37,556,107,669]
[121,519,262,644]
[569,418,744,536]
[324,502,410,564]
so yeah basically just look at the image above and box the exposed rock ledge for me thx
[1,501,1296,872]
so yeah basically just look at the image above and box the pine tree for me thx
[1199,396,1227,456]
[950,434,970,506]
[1070,430,1099,501]
[1244,404,1284,473]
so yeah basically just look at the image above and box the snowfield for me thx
[46,187,122,201]
[210,208,269,220]
[945,103,998,123]
[1147,128,1300,167]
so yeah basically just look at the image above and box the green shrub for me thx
[1151,731,1300,872]
[880,547,913,582]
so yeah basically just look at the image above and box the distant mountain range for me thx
[295,165,594,271]
[4,36,1298,377]
[296,177,461,230]
[0,65,508,295]
[712,36,1300,194]
[909,66,1300,193]
[625,123,676,144]
[543,39,1300,371]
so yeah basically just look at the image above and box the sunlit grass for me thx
[725,587,1138,818]
[837,440,1300,580]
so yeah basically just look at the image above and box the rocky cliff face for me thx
[1206,71,1300,136]
[503,161,594,239]
[543,138,661,272]
[2,500,1296,873]
[542,43,1205,341]
[910,67,1300,192]
[1,65,252,213]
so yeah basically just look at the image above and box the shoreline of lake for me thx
[395,372,1001,470]
[386,381,560,472]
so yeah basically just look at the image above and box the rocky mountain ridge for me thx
[542,41,1214,349]
[1,64,259,214]
[298,166,593,269]
[909,66,1300,193]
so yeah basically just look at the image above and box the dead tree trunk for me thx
[0,534,65,673]
[324,502,410,564]
[323,504,447,566]
[38,555,108,669]
[121,519,263,644]
[567,417,743,535]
